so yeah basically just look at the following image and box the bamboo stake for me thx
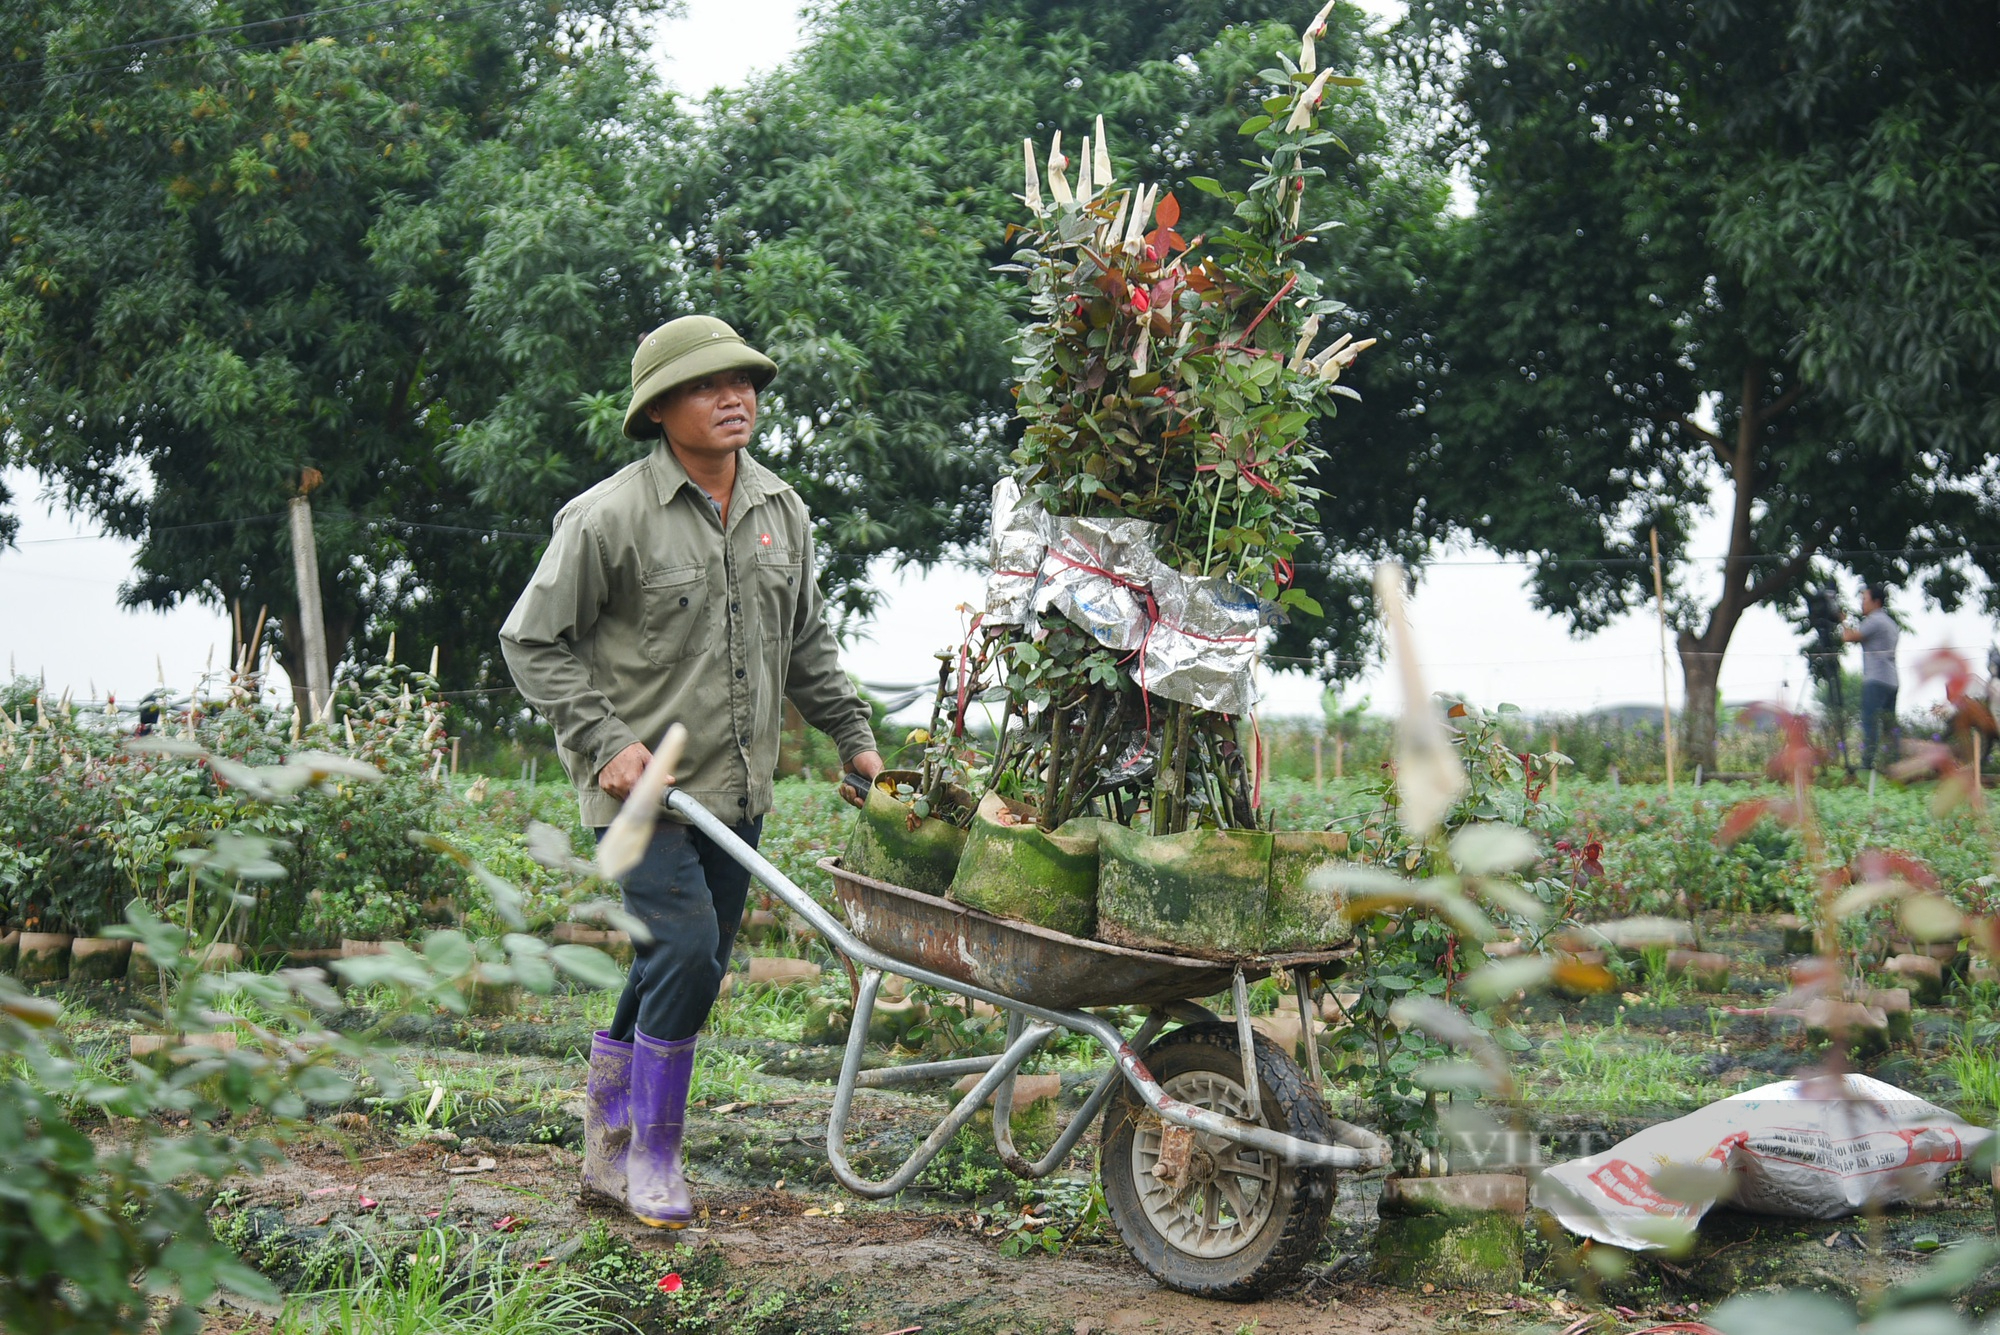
[245,606,268,686]
[1313,735,1324,794]
[1651,527,1676,793]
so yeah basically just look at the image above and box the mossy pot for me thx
[69,936,131,982]
[1370,1208,1524,1292]
[1095,825,1273,959]
[843,769,970,896]
[1264,830,1356,952]
[946,792,1100,938]
[17,931,73,984]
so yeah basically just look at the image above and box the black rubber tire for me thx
[1097,1022,1338,1300]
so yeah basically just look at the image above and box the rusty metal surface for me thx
[823,857,1249,1008]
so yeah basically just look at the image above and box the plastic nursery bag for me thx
[1532,1074,1990,1251]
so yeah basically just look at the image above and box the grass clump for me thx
[277,1228,632,1334]
[1532,1022,1727,1114]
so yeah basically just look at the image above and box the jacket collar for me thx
[645,441,776,512]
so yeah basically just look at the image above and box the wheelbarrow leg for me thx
[992,1008,1171,1180]
[825,967,1060,1198]
[1231,968,1262,1125]
[1294,968,1325,1091]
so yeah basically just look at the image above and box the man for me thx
[500,315,883,1228]
[1842,581,1900,773]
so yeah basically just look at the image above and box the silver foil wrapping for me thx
[980,479,1267,715]
[984,478,1044,627]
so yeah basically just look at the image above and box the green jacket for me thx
[499,443,876,828]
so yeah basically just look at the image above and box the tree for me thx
[2,0,1450,701]
[1399,0,2000,765]
[0,1,679,705]
[670,0,1453,655]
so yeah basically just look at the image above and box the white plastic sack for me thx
[1533,1074,1989,1251]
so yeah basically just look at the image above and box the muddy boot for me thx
[581,1031,633,1203]
[629,1029,697,1228]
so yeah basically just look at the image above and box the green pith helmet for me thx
[621,316,778,440]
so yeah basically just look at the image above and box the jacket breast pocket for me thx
[640,564,710,666]
[754,547,800,644]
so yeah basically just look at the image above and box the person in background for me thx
[500,315,883,1229]
[1843,581,1900,773]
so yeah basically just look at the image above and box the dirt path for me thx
[210,1126,1469,1335]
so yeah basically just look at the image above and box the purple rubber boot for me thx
[629,1029,697,1228]
[581,1031,633,1203]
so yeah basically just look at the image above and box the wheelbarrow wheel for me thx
[1097,1022,1337,1300]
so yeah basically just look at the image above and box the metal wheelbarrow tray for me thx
[665,788,1390,1300]
[827,858,1281,1009]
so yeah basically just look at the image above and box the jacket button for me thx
[730,601,740,613]
[678,596,689,607]
[737,796,749,808]
[735,668,746,679]
[787,576,794,586]
[740,734,751,747]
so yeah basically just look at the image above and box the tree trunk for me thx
[1677,627,1727,771]
[1669,360,1820,772]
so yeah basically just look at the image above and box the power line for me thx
[23,511,2000,570]
[316,511,546,539]
[13,512,288,544]
[1299,542,2000,572]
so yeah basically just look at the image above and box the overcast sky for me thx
[1,0,1992,723]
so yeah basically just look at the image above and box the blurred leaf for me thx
[525,820,588,874]
[1873,1238,1999,1312]
[408,831,475,867]
[1833,880,1913,920]
[1573,916,1690,949]
[569,897,655,946]
[1708,1291,1860,1335]
[1450,823,1539,874]
[1649,1164,1735,1207]
[1413,1059,1497,1093]
[511,952,556,994]
[1550,959,1616,994]
[124,736,206,757]
[420,930,475,976]
[285,750,384,784]
[330,945,432,990]
[291,1065,354,1105]
[473,865,527,930]
[1467,875,1548,924]
[1900,894,1966,944]
[550,944,625,991]
[1462,955,1555,1002]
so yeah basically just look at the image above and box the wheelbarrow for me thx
[664,788,1390,1300]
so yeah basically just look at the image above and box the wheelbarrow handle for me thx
[659,786,1392,1172]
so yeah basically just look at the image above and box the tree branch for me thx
[1743,523,1831,607]
[1756,381,1806,426]
[1677,412,1722,446]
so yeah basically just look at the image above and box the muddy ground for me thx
[54,905,2000,1332]
[199,1064,1463,1335]
[190,1054,2000,1335]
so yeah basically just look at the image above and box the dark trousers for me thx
[1861,680,1899,773]
[594,816,762,1043]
